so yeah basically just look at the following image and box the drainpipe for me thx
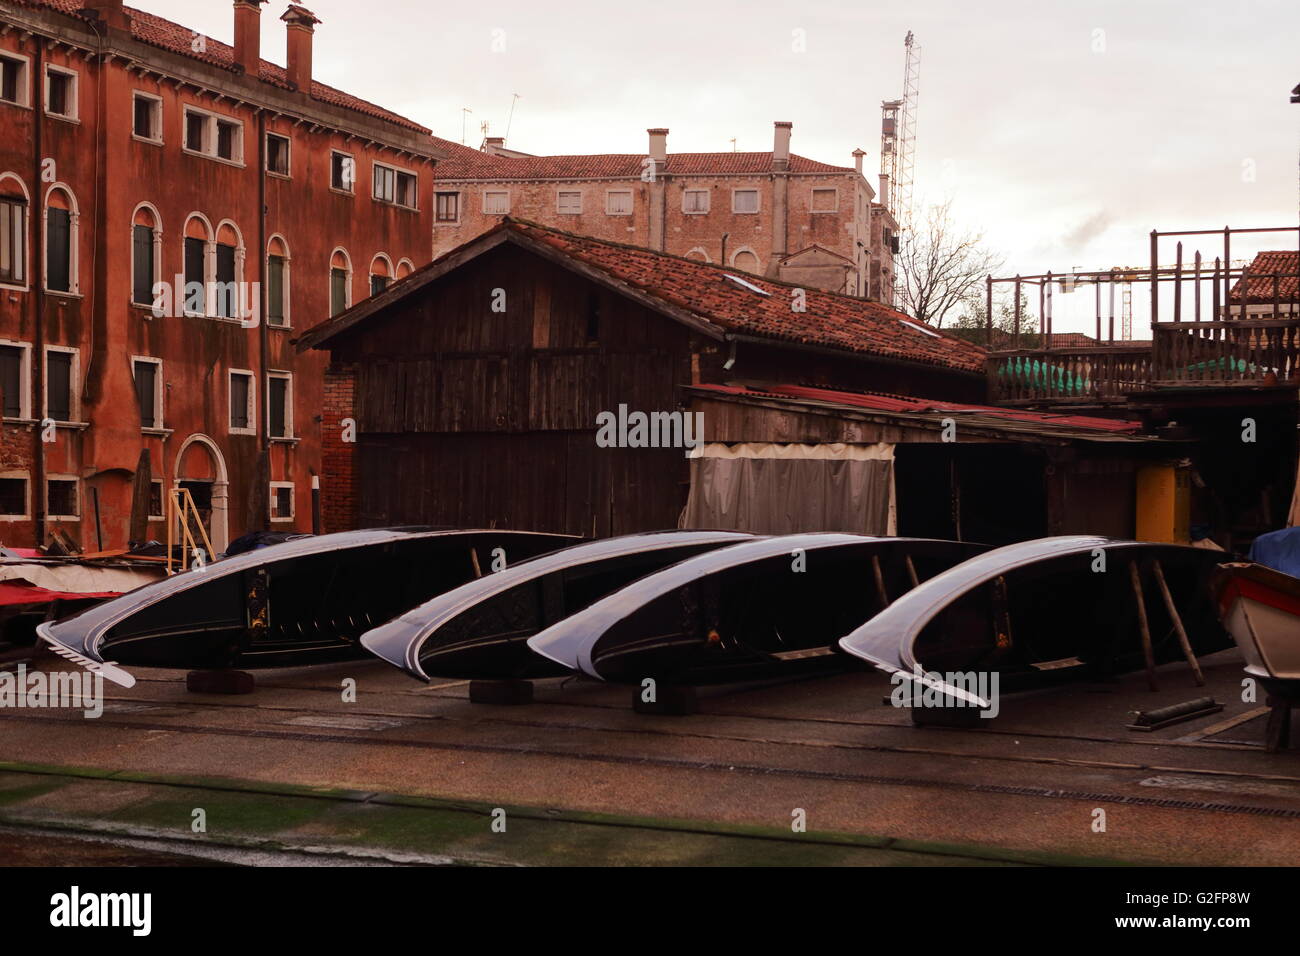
[31,38,44,548]
[720,232,729,268]
[256,109,270,532]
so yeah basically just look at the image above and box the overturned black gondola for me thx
[362,530,754,682]
[37,528,577,686]
[528,534,989,685]
[838,536,1232,710]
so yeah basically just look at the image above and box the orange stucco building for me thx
[0,0,443,551]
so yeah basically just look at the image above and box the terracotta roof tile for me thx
[474,220,981,372]
[18,0,430,134]
[1229,251,1299,303]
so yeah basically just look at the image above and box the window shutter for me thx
[46,207,70,292]
[133,224,153,305]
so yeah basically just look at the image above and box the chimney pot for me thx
[772,121,792,170]
[852,148,865,175]
[233,0,267,76]
[281,4,321,92]
[81,0,130,31]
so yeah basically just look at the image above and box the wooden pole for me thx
[871,554,889,607]
[1151,560,1205,686]
[904,554,920,588]
[1129,561,1158,691]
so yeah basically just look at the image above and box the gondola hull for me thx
[361,530,754,681]
[1211,561,1300,693]
[528,535,989,685]
[838,536,1232,707]
[37,529,576,682]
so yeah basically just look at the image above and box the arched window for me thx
[44,185,78,294]
[0,173,29,288]
[684,247,711,263]
[182,214,214,315]
[369,254,392,296]
[131,203,161,307]
[329,248,351,317]
[266,235,290,328]
[731,248,760,274]
[213,220,244,320]
[396,258,414,280]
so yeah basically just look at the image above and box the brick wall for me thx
[321,363,358,533]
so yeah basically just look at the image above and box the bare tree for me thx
[896,200,1003,328]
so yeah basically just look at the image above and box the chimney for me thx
[81,0,131,31]
[281,4,321,92]
[879,173,890,211]
[772,121,792,171]
[233,0,267,76]
[482,136,506,154]
[647,128,668,167]
[852,148,865,176]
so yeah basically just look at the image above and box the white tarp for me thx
[681,442,896,535]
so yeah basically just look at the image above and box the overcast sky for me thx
[157,0,1297,330]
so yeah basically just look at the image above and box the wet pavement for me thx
[0,643,1297,865]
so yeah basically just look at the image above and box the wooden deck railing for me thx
[1151,318,1300,385]
[987,346,1153,404]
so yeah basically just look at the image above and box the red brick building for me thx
[430,124,897,304]
[0,0,443,551]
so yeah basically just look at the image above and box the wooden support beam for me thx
[1151,559,1205,686]
[1129,561,1158,691]
[871,554,889,608]
[904,554,920,589]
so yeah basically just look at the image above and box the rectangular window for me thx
[47,478,78,518]
[229,371,253,433]
[45,349,73,422]
[435,192,459,222]
[184,110,206,152]
[331,152,354,192]
[373,164,395,203]
[0,55,26,106]
[483,190,509,215]
[45,67,75,119]
[395,171,417,209]
[682,189,709,214]
[267,373,291,439]
[133,93,161,141]
[265,133,290,175]
[370,274,388,296]
[267,254,286,326]
[330,268,348,317]
[270,483,294,522]
[811,188,837,212]
[148,480,164,519]
[1,197,26,285]
[0,477,27,517]
[184,108,242,163]
[133,357,161,429]
[215,120,239,161]
[45,207,70,293]
[132,224,154,305]
[732,189,759,214]
[0,344,24,419]
[606,190,633,215]
[556,191,582,214]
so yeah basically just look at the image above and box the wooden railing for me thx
[1151,318,1300,386]
[987,346,1153,404]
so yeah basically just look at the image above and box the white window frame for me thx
[330,150,356,195]
[329,248,352,317]
[43,184,79,296]
[373,161,418,210]
[42,345,80,424]
[45,473,80,521]
[269,481,295,523]
[131,354,164,431]
[482,189,510,215]
[182,105,244,166]
[0,339,32,421]
[0,175,30,291]
[682,189,710,215]
[0,51,32,109]
[810,187,839,214]
[131,91,163,145]
[556,190,582,215]
[0,470,30,520]
[266,370,293,440]
[130,203,163,308]
[228,368,256,436]
[265,131,291,178]
[266,236,292,329]
[43,64,78,122]
[434,190,460,224]
[605,189,633,216]
[731,189,760,214]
